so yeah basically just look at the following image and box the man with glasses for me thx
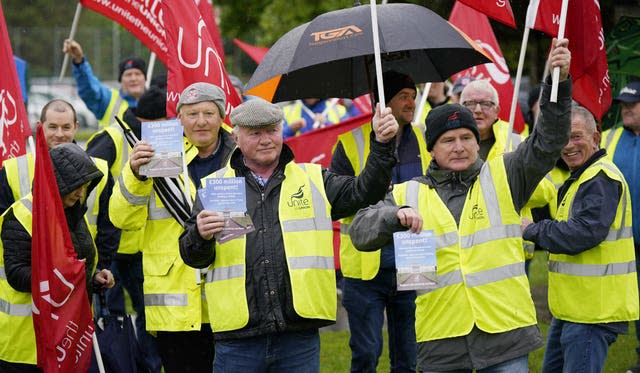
[460,79,523,160]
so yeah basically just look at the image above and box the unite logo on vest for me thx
[468,204,485,220]
[287,184,310,210]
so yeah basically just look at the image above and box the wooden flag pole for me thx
[59,3,82,82]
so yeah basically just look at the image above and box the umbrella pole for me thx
[92,332,106,373]
[370,1,385,109]
[413,82,431,129]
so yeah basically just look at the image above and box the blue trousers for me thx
[542,318,618,373]
[421,355,529,373]
[342,269,416,373]
[213,329,320,373]
[107,253,162,372]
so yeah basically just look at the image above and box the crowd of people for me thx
[0,34,639,373]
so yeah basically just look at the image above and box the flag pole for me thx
[58,3,83,82]
[145,52,157,89]
[92,332,106,373]
[550,0,569,103]
[413,82,431,129]
[370,1,385,109]
[505,22,532,152]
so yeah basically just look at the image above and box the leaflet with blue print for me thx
[199,177,255,243]
[393,230,437,291]
[139,119,183,178]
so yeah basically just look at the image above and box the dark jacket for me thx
[2,144,104,298]
[179,135,396,340]
[349,78,572,371]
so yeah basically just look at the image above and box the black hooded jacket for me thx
[2,144,104,298]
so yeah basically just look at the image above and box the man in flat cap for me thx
[178,97,399,372]
[110,82,236,373]
[349,38,572,373]
[601,81,640,373]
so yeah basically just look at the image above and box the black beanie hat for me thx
[425,103,480,151]
[118,57,146,82]
[134,87,167,120]
[373,70,416,103]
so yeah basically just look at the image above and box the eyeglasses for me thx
[184,111,218,120]
[462,100,495,110]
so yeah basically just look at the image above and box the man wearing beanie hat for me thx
[601,81,640,373]
[178,97,399,372]
[110,81,235,373]
[330,70,431,372]
[86,87,169,373]
[63,39,147,128]
[350,38,573,373]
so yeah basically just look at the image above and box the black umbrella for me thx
[245,3,491,103]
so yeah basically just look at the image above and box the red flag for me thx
[31,126,94,372]
[457,0,516,29]
[0,1,31,168]
[163,0,242,118]
[526,0,561,36]
[351,94,373,116]
[233,38,269,64]
[285,113,370,168]
[79,0,168,64]
[449,1,526,132]
[527,0,611,120]
[196,0,225,64]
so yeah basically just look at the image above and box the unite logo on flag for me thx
[0,89,22,158]
[310,25,363,45]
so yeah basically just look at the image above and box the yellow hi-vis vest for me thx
[4,153,108,243]
[0,199,37,364]
[393,157,537,342]
[203,163,335,332]
[0,196,98,364]
[549,158,639,323]
[336,123,430,280]
[601,127,624,160]
[110,140,208,331]
[87,121,143,255]
[98,89,129,128]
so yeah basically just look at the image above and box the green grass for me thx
[319,252,638,372]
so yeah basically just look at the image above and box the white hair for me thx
[460,79,500,106]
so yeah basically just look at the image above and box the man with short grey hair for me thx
[109,82,235,372]
[178,97,399,372]
[523,105,638,373]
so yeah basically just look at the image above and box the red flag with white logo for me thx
[79,0,168,64]
[449,1,525,132]
[285,113,370,168]
[526,0,561,36]
[0,1,31,168]
[526,0,611,120]
[457,0,516,29]
[196,0,225,64]
[163,0,241,118]
[31,126,95,372]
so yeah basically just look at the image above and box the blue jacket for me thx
[72,58,138,121]
[609,127,640,246]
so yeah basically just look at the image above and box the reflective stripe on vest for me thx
[144,293,188,307]
[99,90,127,127]
[0,297,31,317]
[117,175,150,206]
[16,155,30,199]
[148,190,173,221]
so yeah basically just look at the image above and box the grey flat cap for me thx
[177,82,227,119]
[230,98,283,127]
